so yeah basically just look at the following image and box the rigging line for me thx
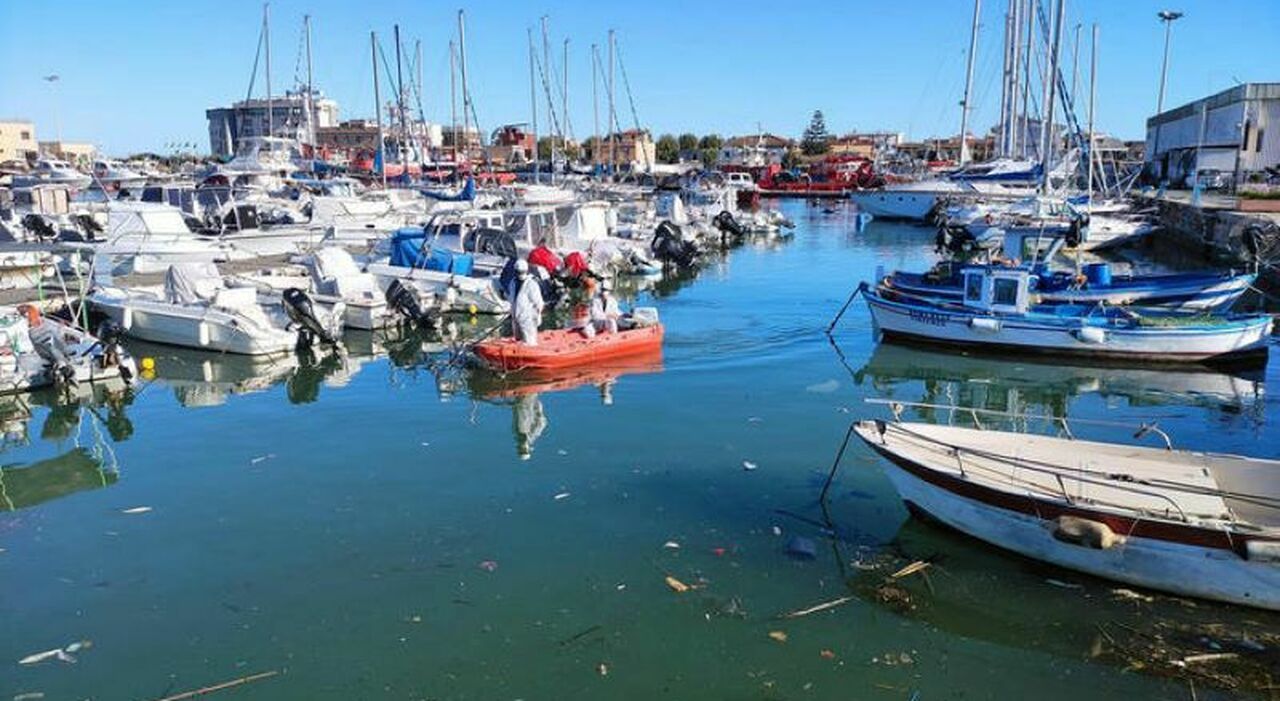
[245,20,266,103]
[615,45,650,170]
[533,46,563,139]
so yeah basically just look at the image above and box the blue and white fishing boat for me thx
[863,267,1273,362]
[884,263,1255,312]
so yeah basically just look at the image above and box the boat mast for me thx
[998,1,1012,157]
[958,0,981,165]
[1040,0,1065,194]
[1087,23,1098,205]
[1008,0,1022,157]
[607,29,617,173]
[528,29,540,181]
[457,10,472,167]
[591,43,601,171]
[416,38,424,163]
[542,16,555,183]
[304,14,314,148]
[394,25,408,167]
[371,31,387,188]
[264,3,273,138]
[1020,0,1033,159]
[449,40,458,163]
[563,38,570,163]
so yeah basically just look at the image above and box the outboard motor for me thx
[385,279,442,328]
[924,199,949,228]
[712,210,745,248]
[1064,215,1087,249]
[21,214,58,241]
[935,223,979,258]
[95,319,133,382]
[650,220,699,269]
[282,288,339,350]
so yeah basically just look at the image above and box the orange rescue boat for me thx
[473,324,664,372]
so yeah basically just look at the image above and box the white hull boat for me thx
[365,261,508,315]
[854,419,1280,610]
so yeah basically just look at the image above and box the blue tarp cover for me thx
[389,228,474,275]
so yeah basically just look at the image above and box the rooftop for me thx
[1147,82,1280,128]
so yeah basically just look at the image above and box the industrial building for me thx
[1144,82,1279,186]
[0,120,38,163]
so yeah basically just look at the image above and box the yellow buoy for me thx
[468,304,478,315]
[140,357,156,371]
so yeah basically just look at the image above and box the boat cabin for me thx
[961,267,1032,314]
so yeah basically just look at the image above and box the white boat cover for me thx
[165,262,225,304]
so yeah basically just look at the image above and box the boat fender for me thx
[121,306,133,331]
[197,321,211,347]
[1052,515,1123,549]
[1244,540,1280,563]
[969,317,1001,333]
[1075,326,1107,344]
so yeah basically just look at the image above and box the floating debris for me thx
[249,454,276,465]
[120,506,152,515]
[1045,578,1083,589]
[1111,588,1154,603]
[477,560,498,573]
[596,662,609,676]
[785,536,817,560]
[554,492,571,500]
[742,460,758,471]
[768,630,788,643]
[782,595,854,619]
[662,541,680,550]
[890,560,931,579]
[664,576,690,593]
[805,379,839,394]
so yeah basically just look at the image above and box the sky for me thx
[1,1,1275,156]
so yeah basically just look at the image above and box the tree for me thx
[655,133,679,164]
[801,110,831,156]
[697,133,723,151]
[677,133,698,153]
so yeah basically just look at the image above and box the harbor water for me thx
[3,200,1277,700]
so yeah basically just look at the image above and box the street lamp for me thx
[1156,10,1183,114]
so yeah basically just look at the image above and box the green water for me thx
[2,201,1277,700]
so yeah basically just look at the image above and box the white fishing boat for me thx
[0,306,135,393]
[853,414,1280,610]
[86,263,304,355]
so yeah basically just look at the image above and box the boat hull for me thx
[89,296,298,356]
[856,424,1280,610]
[474,325,664,372]
[865,292,1273,361]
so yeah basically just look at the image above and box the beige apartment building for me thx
[0,120,38,163]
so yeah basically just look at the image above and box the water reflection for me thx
[0,447,118,511]
[852,339,1265,419]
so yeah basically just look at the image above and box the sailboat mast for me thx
[264,3,273,138]
[528,29,539,180]
[371,31,386,188]
[1020,0,1034,159]
[958,0,981,165]
[449,40,458,163]
[1041,0,1065,193]
[591,44,600,169]
[1009,0,1022,157]
[457,10,472,165]
[394,25,408,166]
[607,29,617,172]
[541,16,555,183]
[563,38,570,158]
[1087,23,1098,203]
[304,14,314,147]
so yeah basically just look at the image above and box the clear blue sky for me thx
[1,1,1275,156]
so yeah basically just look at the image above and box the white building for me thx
[1145,82,1279,185]
[206,90,339,157]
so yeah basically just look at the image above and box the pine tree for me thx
[801,110,831,156]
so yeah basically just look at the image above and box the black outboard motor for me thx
[21,214,58,241]
[385,279,442,328]
[95,319,133,382]
[651,220,699,269]
[924,199,949,228]
[935,223,979,258]
[712,210,745,248]
[1064,215,1087,249]
[282,288,339,349]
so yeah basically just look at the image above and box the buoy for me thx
[121,306,133,331]
[140,357,155,372]
[468,304,478,315]
[197,321,211,347]
[1075,326,1106,344]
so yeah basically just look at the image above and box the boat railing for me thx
[873,416,1193,523]
[865,397,1174,450]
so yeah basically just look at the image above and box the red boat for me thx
[468,350,663,399]
[473,325,664,372]
[756,157,882,197]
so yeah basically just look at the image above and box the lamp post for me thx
[1156,10,1182,114]
[1152,10,1182,185]
[42,74,61,144]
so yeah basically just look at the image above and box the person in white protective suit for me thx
[589,280,621,335]
[512,259,544,346]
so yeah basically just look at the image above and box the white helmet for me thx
[515,259,530,275]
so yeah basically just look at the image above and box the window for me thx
[20,131,30,140]
[964,274,983,302]
[993,278,1020,306]
[1257,128,1265,153]
[1242,120,1251,151]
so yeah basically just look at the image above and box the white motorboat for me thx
[65,202,244,275]
[0,306,135,393]
[91,160,147,188]
[30,159,91,189]
[228,248,395,331]
[86,263,303,355]
[854,415,1280,610]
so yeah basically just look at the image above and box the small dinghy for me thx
[853,412,1280,610]
[473,318,663,372]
